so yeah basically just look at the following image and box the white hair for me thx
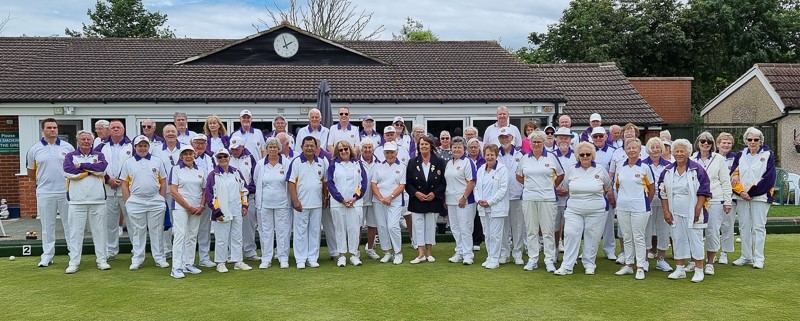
[672,138,693,154]
[464,126,479,136]
[264,136,282,152]
[743,127,764,142]
[77,130,94,139]
[308,108,321,117]
[528,130,547,142]
[361,137,375,147]
[412,124,425,132]
[646,137,663,153]
[659,130,672,141]
[496,106,509,113]
[94,119,109,128]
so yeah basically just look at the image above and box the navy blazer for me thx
[405,153,447,214]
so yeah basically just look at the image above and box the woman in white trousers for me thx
[254,137,293,269]
[475,144,509,269]
[327,141,368,267]
[205,148,252,273]
[444,137,478,265]
[614,139,655,280]
[642,137,673,273]
[692,131,732,276]
[371,141,407,265]
[168,145,206,278]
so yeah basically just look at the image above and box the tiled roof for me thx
[757,63,800,108]
[529,62,663,125]
[0,37,565,104]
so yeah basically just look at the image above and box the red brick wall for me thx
[0,116,25,216]
[629,77,693,125]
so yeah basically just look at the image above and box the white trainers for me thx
[97,262,111,270]
[426,256,436,262]
[296,262,306,269]
[656,258,673,272]
[410,257,427,264]
[37,260,52,267]
[485,262,499,269]
[514,258,525,265]
[155,261,170,268]
[643,261,650,272]
[183,265,202,274]
[216,263,228,273]
[448,253,463,263]
[753,260,764,269]
[605,252,617,260]
[554,267,573,276]
[259,262,271,269]
[246,255,261,261]
[558,243,565,253]
[685,261,696,272]
[393,253,403,265]
[463,258,474,265]
[615,266,634,276]
[350,256,363,266]
[129,263,141,271]
[65,265,79,274]
[473,245,481,251]
[280,262,289,269]
[499,256,510,264]
[337,256,346,267]
[584,267,595,275]
[646,251,656,259]
[234,262,252,271]
[481,261,488,267]
[307,261,320,268]
[733,257,752,266]
[718,252,729,264]
[545,262,556,273]
[199,260,216,268]
[365,249,380,260]
[668,267,686,279]
[523,261,538,271]
[635,268,645,280]
[615,253,626,265]
[691,269,704,283]
[704,264,715,275]
[380,253,393,263]
[170,268,185,279]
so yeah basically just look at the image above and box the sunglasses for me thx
[698,139,712,145]
[747,138,760,142]
[216,155,229,159]
[440,137,450,140]
[579,153,591,158]
[338,148,349,152]
[592,135,605,139]
[142,125,153,129]
[394,123,404,126]
[546,131,554,135]
[530,141,543,144]
[339,112,349,116]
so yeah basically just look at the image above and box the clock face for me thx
[274,32,299,58]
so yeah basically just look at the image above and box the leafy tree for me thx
[392,17,438,41]
[65,0,175,38]
[254,0,385,41]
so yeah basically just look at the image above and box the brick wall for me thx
[0,116,25,216]
[629,77,693,125]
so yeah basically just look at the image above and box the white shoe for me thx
[183,265,202,274]
[523,261,538,271]
[129,263,141,271]
[485,262,499,269]
[234,262,252,271]
[170,268,185,279]
[685,261,696,272]
[615,253,626,265]
[365,249,380,260]
[514,258,525,265]
[635,269,645,280]
[481,261,488,267]
[733,257,752,266]
[426,256,436,262]
[380,253,393,263]
[584,267,595,275]
[718,252,729,264]
[246,255,261,261]
[393,253,403,265]
[558,243,565,253]
[65,265,79,274]
[753,260,764,269]
[337,256,346,267]
[473,245,481,251]
[646,251,656,259]
[296,262,306,269]
[704,264,715,275]
[199,260,216,268]
[307,261,320,268]
[668,268,686,279]
[554,267,573,275]
[448,253,463,263]
[545,262,556,273]
[656,258,673,272]
[410,257,427,264]
[605,252,617,260]
[463,258,474,265]
[643,261,650,272]
[37,260,52,267]
[691,269,704,283]
[350,256,363,266]
[280,262,289,269]
[259,262,271,269]
[499,256,509,264]
[216,263,228,273]
[97,262,111,270]
[155,261,170,268]
[615,266,634,276]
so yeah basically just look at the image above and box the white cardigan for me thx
[475,162,509,218]
[692,152,732,205]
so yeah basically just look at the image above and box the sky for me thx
[0,0,572,49]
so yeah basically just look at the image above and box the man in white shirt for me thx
[265,114,295,147]
[152,124,181,260]
[93,119,110,148]
[94,120,132,261]
[295,108,330,152]
[191,134,217,268]
[327,106,360,153]
[558,115,580,148]
[609,125,623,149]
[287,136,330,269]
[174,112,197,145]
[231,109,266,159]
[26,118,75,267]
[141,119,165,152]
[484,106,522,147]
[360,115,381,143]
[229,138,260,261]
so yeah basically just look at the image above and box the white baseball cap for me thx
[215,148,231,157]
[591,127,606,136]
[239,109,252,117]
[229,138,243,149]
[590,113,602,122]
[133,135,150,145]
[393,116,404,123]
[192,133,208,141]
[178,145,194,154]
[383,142,398,152]
[497,126,512,138]
[384,126,396,134]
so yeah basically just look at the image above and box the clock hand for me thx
[282,36,287,47]
[283,41,294,49]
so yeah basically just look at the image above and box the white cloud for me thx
[2,0,570,48]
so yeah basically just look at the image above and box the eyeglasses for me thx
[468,146,479,149]
[142,125,153,129]
[747,138,760,142]
[394,122,404,126]
[579,153,591,158]
[216,155,229,159]
[339,112,349,116]
[338,148,349,152]
[592,135,605,139]
[530,141,543,144]
[440,137,450,140]
[698,139,712,145]
[546,131,554,135]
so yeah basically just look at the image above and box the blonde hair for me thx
[203,115,227,136]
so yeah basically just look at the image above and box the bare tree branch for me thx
[0,12,12,35]
[253,0,385,40]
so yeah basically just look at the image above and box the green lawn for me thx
[3,236,799,320]
[768,205,800,217]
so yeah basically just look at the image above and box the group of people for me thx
[25,106,775,282]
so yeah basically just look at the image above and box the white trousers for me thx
[618,210,650,268]
[259,207,292,264]
[197,207,212,263]
[373,202,403,253]
[481,215,505,264]
[125,198,165,265]
[506,200,526,260]
[560,207,605,271]
[645,206,671,251]
[241,196,259,258]
[412,213,437,245]
[67,203,106,266]
[671,215,704,260]
[331,206,363,256]
[449,203,477,260]
[293,208,322,264]
[602,208,617,255]
[523,200,557,264]
[104,195,127,258]
[213,215,244,263]
[704,202,726,252]
[171,208,201,268]
[720,202,737,253]
[737,200,769,262]
[321,208,337,257]
[37,193,70,262]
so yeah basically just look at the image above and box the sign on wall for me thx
[0,132,20,154]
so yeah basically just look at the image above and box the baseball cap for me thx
[215,148,231,157]
[384,126,396,134]
[393,116,404,124]
[133,135,150,145]
[591,127,606,136]
[239,109,252,117]
[497,126,512,138]
[590,113,602,122]
[362,115,374,121]
[192,133,208,141]
[383,142,398,152]
[554,127,572,137]
[178,145,194,154]
[229,138,243,149]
